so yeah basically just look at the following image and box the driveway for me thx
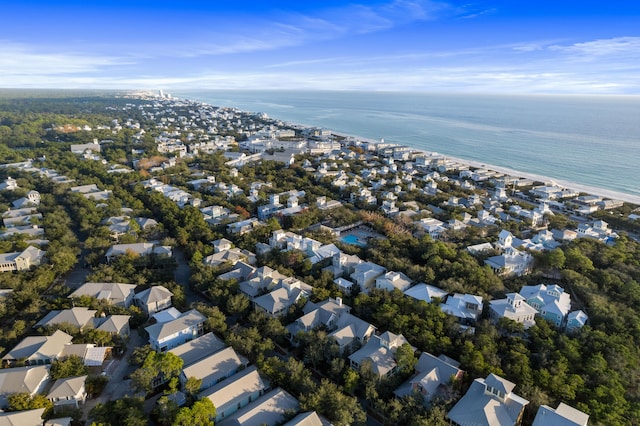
[81,330,145,423]
[173,247,207,306]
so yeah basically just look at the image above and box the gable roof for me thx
[46,375,87,399]
[199,365,269,414]
[134,285,173,304]
[3,330,73,361]
[533,402,589,426]
[181,346,246,387]
[145,309,206,342]
[218,387,299,426]
[95,315,130,334]
[169,332,227,367]
[0,408,46,426]
[69,282,136,305]
[35,307,97,329]
[0,365,50,397]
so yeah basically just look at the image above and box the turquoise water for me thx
[175,90,640,199]
[340,234,364,246]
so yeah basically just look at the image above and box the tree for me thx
[172,398,216,426]
[300,379,366,426]
[50,355,88,379]
[7,393,53,413]
[226,293,250,316]
[153,396,180,426]
[546,247,566,269]
[131,351,184,394]
[184,376,203,400]
[395,343,418,375]
[90,396,146,426]
[128,345,153,366]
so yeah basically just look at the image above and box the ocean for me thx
[173,90,640,201]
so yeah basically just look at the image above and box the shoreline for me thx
[172,94,640,207]
[329,131,640,206]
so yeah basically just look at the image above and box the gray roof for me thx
[46,375,87,400]
[404,283,448,303]
[145,309,206,342]
[181,347,246,388]
[218,387,299,426]
[134,285,173,304]
[199,366,270,415]
[95,315,130,334]
[447,375,529,426]
[35,307,97,329]
[0,407,47,426]
[0,365,50,398]
[330,313,375,348]
[169,332,226,367]
[3,330,73,361]
[348,333,411,376]
[253,286,307,315]
[532,403,589,426]
[69,282,136,306]
[283,412,330,426]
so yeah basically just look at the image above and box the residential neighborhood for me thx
[0,92,637,425]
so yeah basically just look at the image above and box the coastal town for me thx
[0,91,638,426]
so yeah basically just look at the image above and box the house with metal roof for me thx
[0,365,50,409]
[145,309,206,352]
[447,373,529,426]
[69,282,136,308]
[2,330,73,366]
[200,366,271,423]
[532,402,589,426]
[134,285,173,315]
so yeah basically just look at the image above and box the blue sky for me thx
[2,0,639,93]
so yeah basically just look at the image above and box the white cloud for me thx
[549,36,640,59]
[0,41,129,76]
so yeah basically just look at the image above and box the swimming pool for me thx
[340,234,366,247]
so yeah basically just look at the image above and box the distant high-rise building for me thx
[159,89,164,98]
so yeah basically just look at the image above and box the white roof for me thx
[533,403,589,426]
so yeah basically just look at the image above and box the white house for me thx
[375,271,413,292]
[145,309,206,352]
[47,375,87,409]
[134,285,173,316]
[441,293,483,323]
[485,248,534,277]
[350,262,386,293]
[0,246,46,272]
[489,293,538,329]
[69,282,136,308]
[394,352,464,404]
[532,402,589,426]
[348,331,414,377]
[447,373,529,426]
[199,366,270,423]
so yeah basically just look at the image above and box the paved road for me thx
[81,331,145,423]
[172,247,207,306]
